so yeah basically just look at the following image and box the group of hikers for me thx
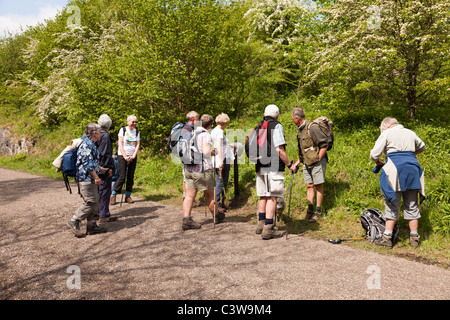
[64,104,426,248]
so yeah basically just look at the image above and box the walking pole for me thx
[286,172,294,240]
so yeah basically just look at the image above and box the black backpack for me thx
[361,208,399,244]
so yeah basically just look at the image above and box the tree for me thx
[306,0,450,120]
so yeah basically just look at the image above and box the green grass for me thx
[1,103,448,268]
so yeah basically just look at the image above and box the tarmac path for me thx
[0,167,449,302]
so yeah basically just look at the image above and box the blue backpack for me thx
[61,147,79,194]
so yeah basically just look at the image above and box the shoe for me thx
[308,211,322,223]
[125,196,134,204]
[410,235,420,247]
[303,210,314,221]
[261,223,285,240]
[86,222,107,235]
[374,234,393,248]
[67,220,85,238]
[110,194,116,205]
[182,217,201,230]
[255,219,265,234]
[215,211,226,223]
[99,216,118,224]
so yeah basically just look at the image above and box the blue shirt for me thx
[76,138,100,183]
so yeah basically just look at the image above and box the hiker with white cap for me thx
[252,104,296,240]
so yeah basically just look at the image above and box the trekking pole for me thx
[285,171,294,240]
[328,235,367,244]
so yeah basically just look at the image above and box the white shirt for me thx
[118,127,140,156]
[211,126,234,167]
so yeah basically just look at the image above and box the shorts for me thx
[303,157,327,185]
[184,169,215,191]
[256,170,284,197]
[384,190,421,220]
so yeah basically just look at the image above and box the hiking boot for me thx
[110,194,116,205]
[303,210,315,221]
[98,216,118,225]
[308,211,322,223]
[182,217,201,231]
[255,219,265,234]
[409,235,420,248]
[66,220,85,238]
[86,222,107,235]
[125,196,134,204]
[215,211,226,223]
[261,223,285,240]
[374,234,393,248]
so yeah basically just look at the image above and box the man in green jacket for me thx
[292,108,329,222]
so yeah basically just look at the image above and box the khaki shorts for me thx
[303,158,327,185]
[184,169,215,191]
[256,171,285,197]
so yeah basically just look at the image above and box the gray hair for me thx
[98,114,112,129]
[380,117,399,132]
[186,111,199,122]
[85,123,101,138]
[292,108,305,119]
[127,115,138,123]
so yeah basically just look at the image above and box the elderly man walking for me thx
[370,117,426,248]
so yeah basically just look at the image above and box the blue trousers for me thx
[215,164,230,207]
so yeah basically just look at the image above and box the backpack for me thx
[178,129,203,166]
[361,208,399,244]
[245,119,276,164]
[307,116,334,151]
[168,122,185,152]
[61,147,79,194]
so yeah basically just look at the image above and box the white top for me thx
[211,126,234,167]
[370,124,426,161]
[118,127,140,156]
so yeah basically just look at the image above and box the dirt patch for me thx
[0,167,449,300]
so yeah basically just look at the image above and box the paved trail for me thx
[0,167,449,301]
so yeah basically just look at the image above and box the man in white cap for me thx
[254,104,297,239]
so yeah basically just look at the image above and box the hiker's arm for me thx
[318,147,327,161]
[130,139,140,160]
[89,170,101,186]
[216,137,224,170]
[118,135,127,158]
[276,145,292,169]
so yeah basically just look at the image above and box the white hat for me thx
[264,104,279,117]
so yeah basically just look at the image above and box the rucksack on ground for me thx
[178,130,203,166]
[168,122,184,152]
[307,116,334,151]
[245,119,276,164]
[361,208,399,244]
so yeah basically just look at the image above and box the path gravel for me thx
[0,167,449,301]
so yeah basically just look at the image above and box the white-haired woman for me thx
[111,115,140,205]
[370,117,426,248]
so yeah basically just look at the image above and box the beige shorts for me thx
[303,157,327,185]
[256,171,285,197]
[184,169,215,191]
